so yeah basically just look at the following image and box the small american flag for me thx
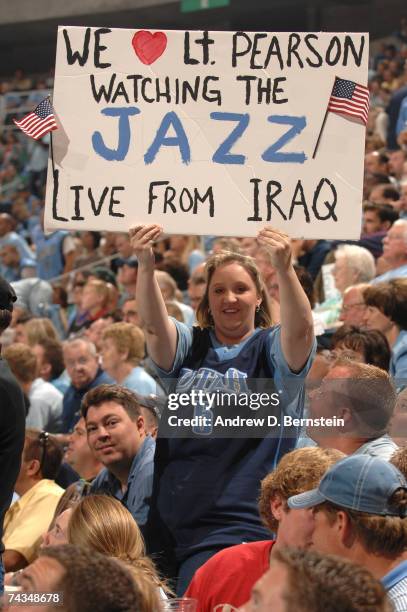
[13,97,58,140]
[327,77,370,125]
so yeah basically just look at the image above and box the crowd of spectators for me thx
[0,20,407,612]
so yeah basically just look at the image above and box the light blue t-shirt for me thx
[391,330,407,383]
[371,265,407,284]
[382,559,407,612]
[121,366,159,396]
[0,232,36,263]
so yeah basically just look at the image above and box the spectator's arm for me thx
[130,225,178,371]
[62,235,76,275]
[63,250,75,275]
[258,227,314,372]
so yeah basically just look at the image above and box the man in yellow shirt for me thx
[3,429,64,571]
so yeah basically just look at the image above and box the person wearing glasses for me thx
[64,417,103,482]
[339,284,370,327]
[2,429,64,573]
[371,219,407,284]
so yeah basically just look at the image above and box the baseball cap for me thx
[117,256,138,269]
[91,267,117,287]
[288,455,407,517]
[133,392,165,418]
[0,276,17,311]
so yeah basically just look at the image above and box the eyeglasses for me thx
[123,310,138,317]
[385,233,404,241]
[38,431,49,474]
[340,302,366,312]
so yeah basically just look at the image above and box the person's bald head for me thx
[0,213,14,237]
[364,151,389,175]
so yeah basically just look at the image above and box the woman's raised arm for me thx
[130,224,178,371]
[257,227,315,372]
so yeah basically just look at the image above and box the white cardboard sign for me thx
[45,27,369,238]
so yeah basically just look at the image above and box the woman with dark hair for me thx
[130,224,315,594]
[363,279,407,380]
[331,325,391,372]
[74,231,103,269]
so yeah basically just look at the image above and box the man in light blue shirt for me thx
[0,214,35,268]
[372,220,407,284]
[83,384,155,529]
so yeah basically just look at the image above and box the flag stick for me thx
[47,95,56,175]
[49,130,56,175]
[312,106,329,159]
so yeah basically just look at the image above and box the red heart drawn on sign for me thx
[132,31,167,65]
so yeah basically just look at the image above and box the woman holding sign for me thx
[130,224,315,594]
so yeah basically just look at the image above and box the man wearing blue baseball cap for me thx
[288,454,407,612]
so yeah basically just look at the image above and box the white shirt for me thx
[27,378,63,433]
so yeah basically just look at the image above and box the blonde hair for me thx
[102,322,145,366]
[196,251,273,329]
[25,317,59,345]
[4,342,37,383]
[85,279,110,309]
[155,270,178,300]
[165,301,184,322]
[67,495,169,594]
[105,282,119,311]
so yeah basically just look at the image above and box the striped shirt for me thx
[382,560,407,612]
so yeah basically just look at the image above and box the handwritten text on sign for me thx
[45,28,369,238]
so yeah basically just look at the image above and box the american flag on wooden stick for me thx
[13,97,58,140]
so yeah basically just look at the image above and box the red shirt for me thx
[185,540,275,611]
